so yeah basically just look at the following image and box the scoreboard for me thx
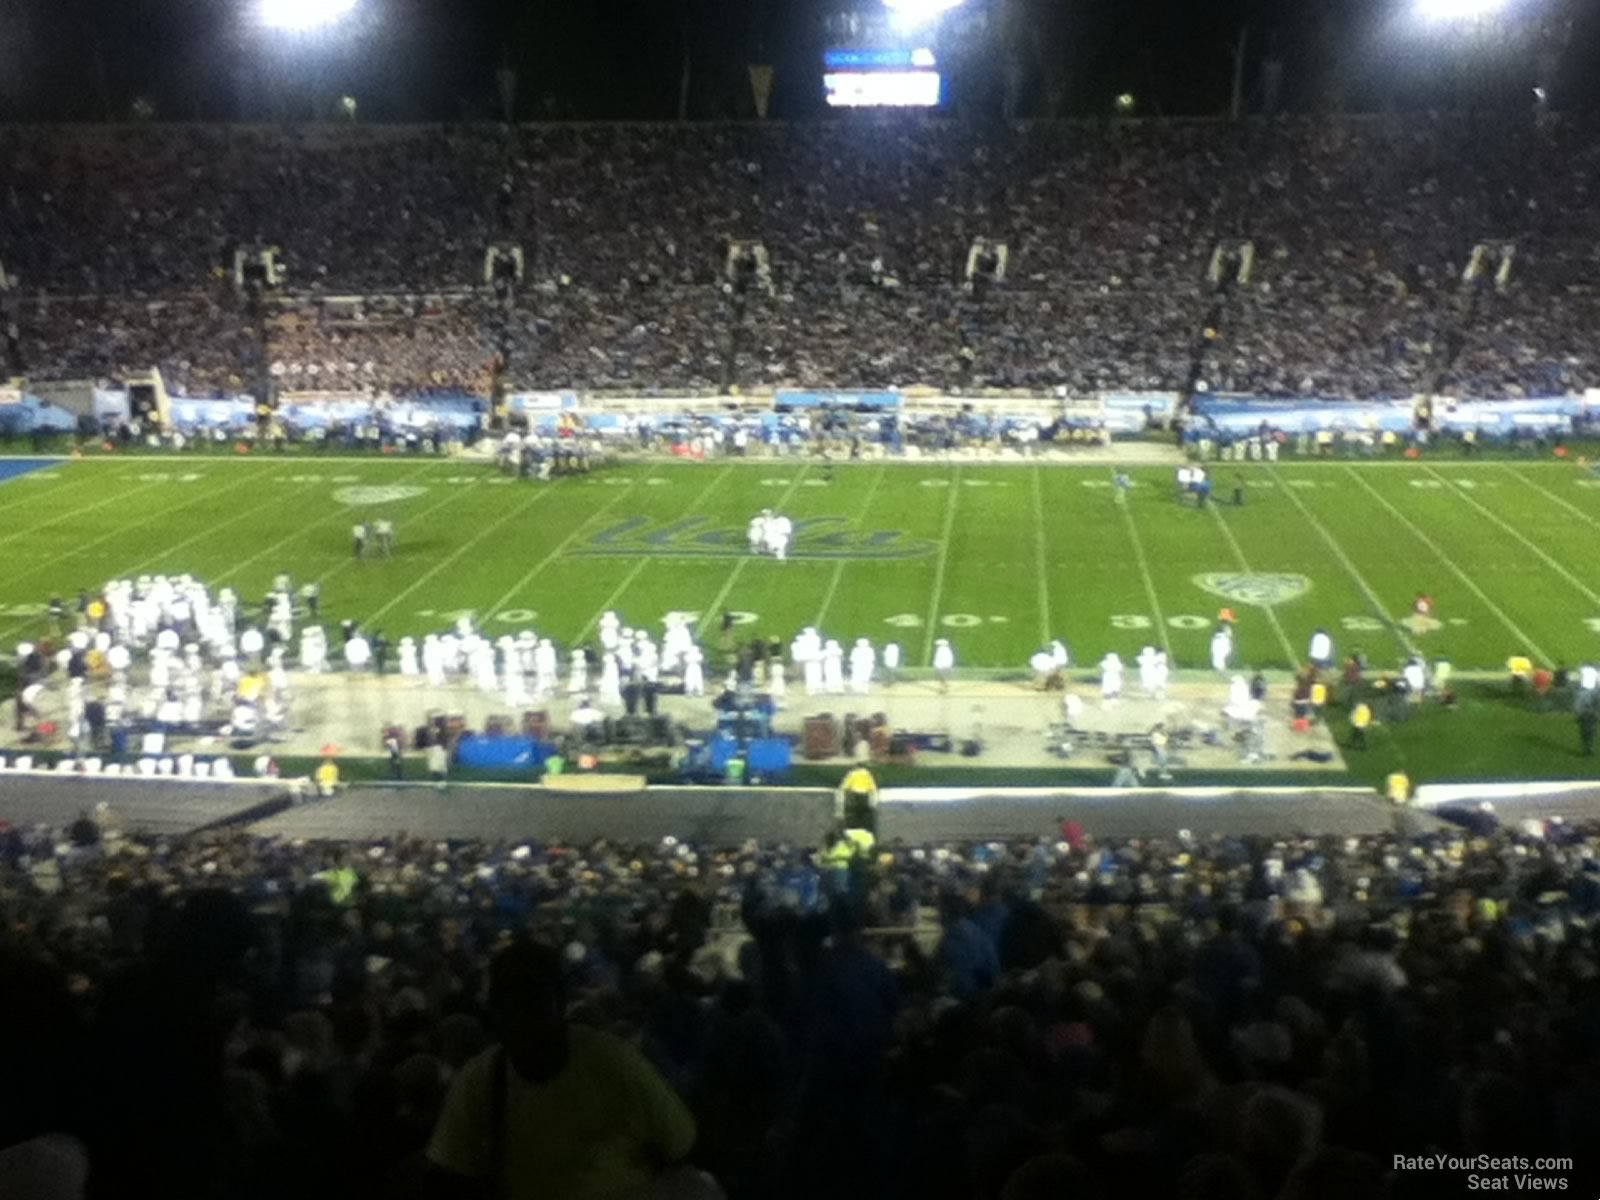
[823,47,945,108]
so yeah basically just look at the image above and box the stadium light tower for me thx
[257,0,357,32]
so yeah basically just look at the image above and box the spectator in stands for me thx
[426,939,697,1200]
[8,119,1600,401]
[9,788,1600,1196]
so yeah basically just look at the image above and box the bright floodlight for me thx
[884,0,964,32]
[1416,0,1506,21]
[258,0,356,31]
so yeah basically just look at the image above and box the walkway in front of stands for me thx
[246,780,1422,845]
[173,674,1349,775]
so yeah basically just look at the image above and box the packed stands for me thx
[5,116,1600,398]
[2,812,1595,1198]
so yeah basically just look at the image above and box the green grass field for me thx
[2,452,1599,785]
[3,454,1600,669]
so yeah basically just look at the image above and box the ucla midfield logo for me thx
[1192,573,1311,608]
[575,516,936,561]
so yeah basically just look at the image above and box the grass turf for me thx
[2,452,1599,786]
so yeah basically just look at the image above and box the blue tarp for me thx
[746,738,792,778]
[454,735,552,770]
[0,458,61,484]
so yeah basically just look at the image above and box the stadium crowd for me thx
[3,808,1598,1199]
[5,117,1600,398]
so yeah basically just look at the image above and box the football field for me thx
[2,453,1599,677]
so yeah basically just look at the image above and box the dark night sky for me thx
[0,0,1594,122]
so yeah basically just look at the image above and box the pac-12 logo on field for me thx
[333,485,427,506]
[1192,573,1311,608]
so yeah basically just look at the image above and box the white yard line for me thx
[1269,467,1418,658]
[1346,466,1551,661]
[578,465,738,646]
[0,463,276,589]
[1499,463,1600,534]
[694,465,812,641]
[479,478,650,619]
[1112,471,1172,656]
[0,467,283,647]
[0,465,289,641]
[0,468,114,517]
[0,462,451,640]
[363,481,562,627]
[210,461,447,589]
[814,464,889,629]
[1206,493,1299,666]
[0,476,176,549]
[574,558,656,647]
[920,466,962,663]
[268,469,502,616]
[1031,464,1053,644]
[1422,465,1600,609]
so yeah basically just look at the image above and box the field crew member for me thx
[374,517,395,558]
[822,639,846,695]
[848,638,875,695]
[683,644,706,697]
[1349,700,1374,750]
[1100,652,1124,701]
[933,638,955,692]
[838,762,879,835]
[1308,628,1333,670]
[1385,770,1412,806]
[1210,625,1233,673]
[882,641,902,686]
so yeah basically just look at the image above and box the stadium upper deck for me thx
[2,116,1598,398]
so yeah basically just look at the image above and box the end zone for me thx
[0,458,63,486]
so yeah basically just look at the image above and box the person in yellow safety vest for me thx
[1309,681,1328,721]
[1349,702,1373,750]
[1385,770,1411,806]
[838,763,879,835]
[844,827,876,857]
[1506,655,1533,694]
[821,831,857,873]
[315,758,341,798]
[315,853,360,904]
[820,826,876,875]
